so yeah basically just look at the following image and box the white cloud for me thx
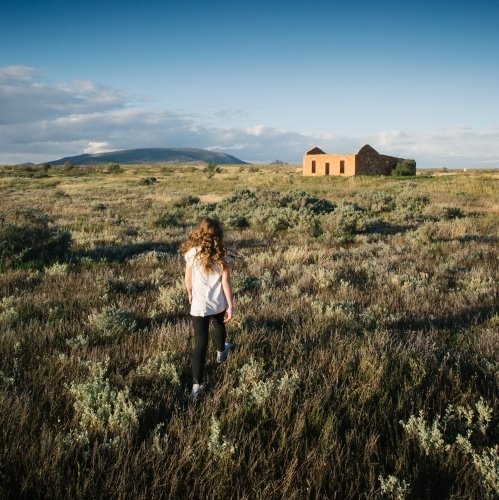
[83,142,111,154]
[0,66,126,126]
[206,144,249,150]
[0,65,35,83]
[213,108,249,120]
[371,127,499,167]
[0,66,498,168]
[375,127,499,157]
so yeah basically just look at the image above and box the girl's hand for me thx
[224,308,234,323]
[188,294,192,304]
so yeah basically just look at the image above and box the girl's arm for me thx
[221,266,234,323]
[184,262,193,304]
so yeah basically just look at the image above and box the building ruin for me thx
[303,144,412,176]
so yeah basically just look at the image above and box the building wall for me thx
[303,144,410,176]
[303,154,356,176]
[354,145,404,176]
[354,145,385,175]
[379,154,404,174]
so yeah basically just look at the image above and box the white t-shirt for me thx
[185,247,231,317]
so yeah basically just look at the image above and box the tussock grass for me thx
[0,164,499,498]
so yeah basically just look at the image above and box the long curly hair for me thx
[181,218,229,273]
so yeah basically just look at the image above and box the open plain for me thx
[1,163,499,499]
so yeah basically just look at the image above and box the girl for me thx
[181,218,235,400]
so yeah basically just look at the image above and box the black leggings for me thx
[191,311,226,384]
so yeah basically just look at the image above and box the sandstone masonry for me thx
[303,144,411,176]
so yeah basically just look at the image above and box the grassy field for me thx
[1,163,499,499]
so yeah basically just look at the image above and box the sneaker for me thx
[190,382,207,401]
[217,342,233,363]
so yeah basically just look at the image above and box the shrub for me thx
[160,166,177,174]
[63,161,74,170]
[203,163,221,174]
[134,351,182,387]
[250,206,291,232]
[66,334,90,349]
[53,190,71,200]
[156,283,187,315]
[88,305,137,342]
[392,159,416,176]
[356,190,395,213]
[231,358,300,409]
[322,201,368,235]
[400,400,498,497]
[139,177,157,185]
[0,207,71,265]
[0,295,21,327]
[393,189,430,222]
[378,475,410,499]
[405,221,438,245]
[201,189,334,234]
[208,416,236,459]
[443,207,465,219]
[225,214,250,229]
[45,262,70,276]
[279,189,335,215]
[69,363,143,437]
[171,195,200,208]
[0,304,19,326]
[231,274,259,295]
[153,211,181,228]
[423,205,466,221]
[0,370,15,387]
[107,163,123,174]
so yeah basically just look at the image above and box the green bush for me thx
[0,207,71,265]
[139,177,157,185]
[107,163,123,174]
[153,211,181,228]
[69,362,143,437]
[88,305,137,342]
[356,190,395,213]
[322,201,368,235]
[392,159,416,176]
[133,351,182,387]
[203,162,222,174]
[393,189,430,222]
[192,189,335,234]
[226,214,250,229]
[156,283,188,315]
[171,195,200,208]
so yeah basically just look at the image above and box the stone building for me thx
[303,144,410,176]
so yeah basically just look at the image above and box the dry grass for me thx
[0,163,498,499]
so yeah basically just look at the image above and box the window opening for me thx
[325,163,330,175]
[340,160,345,174]
[312,160,316,174]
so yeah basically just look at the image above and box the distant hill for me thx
[270,159,288,165]
[46,148,248,166]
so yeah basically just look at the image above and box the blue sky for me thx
[1,0,498,166]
